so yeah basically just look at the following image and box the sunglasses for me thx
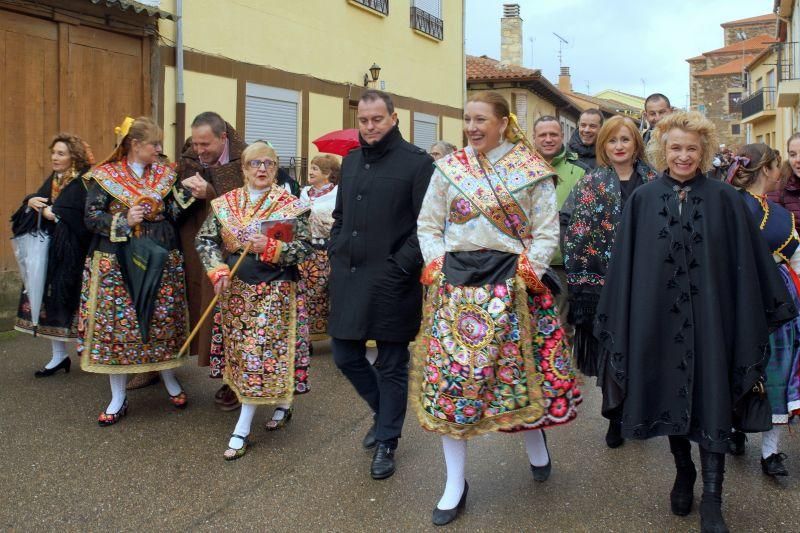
[247,159,277,169]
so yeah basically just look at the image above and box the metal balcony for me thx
[350,0,389,16]
[740,88,776,120]
[411,6,443,40]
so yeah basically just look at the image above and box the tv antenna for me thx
[553,32,569,67]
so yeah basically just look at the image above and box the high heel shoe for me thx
[530,431,552,482]
[34,357,71,378]
[432,481,468,526]
[98,399,128,427]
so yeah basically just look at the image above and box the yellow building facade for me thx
[157,0,464,173]
[742,47,782,149]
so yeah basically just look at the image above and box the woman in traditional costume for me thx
[561,115,656,448]
[196,141,312,460]
[727,143,800,477]
[13,133,94,376]
[298,154,339,342]
[79,116,194,426]
[595,113,796,532]
[414,91,581,526]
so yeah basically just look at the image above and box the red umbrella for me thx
[312,129,360,156]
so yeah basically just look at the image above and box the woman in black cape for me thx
[594,112,796,533]
[12,133,94,377]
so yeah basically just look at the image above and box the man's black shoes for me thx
[362,422,377,450]
[370,443,396,480]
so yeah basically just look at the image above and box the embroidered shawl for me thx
[90,160,177,218]
[743,192,800,264]
[211,185,309,253]
[435,143,555,240]
[561,160,657,323]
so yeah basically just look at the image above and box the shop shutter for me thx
[244,83,299,164]
[413,112,438,151]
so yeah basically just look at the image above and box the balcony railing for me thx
[741,88,777,119]
[350,0,388,15]
[411,6,443,40]
[778,41,800,81]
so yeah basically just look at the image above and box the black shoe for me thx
[530,432,551,482]
[605,419,624,449]
[670,464,697,516]
[34,357,71,378]
[761,453,789,477]
[432,481,469,526]
[370,443,395,480]
[362,422,377,450]
[727,431,746,456]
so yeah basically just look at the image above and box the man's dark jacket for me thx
[567,129,597,170]
[328,125,434,342]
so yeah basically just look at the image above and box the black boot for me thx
[699,448,729,533]
[668,436,696,516]
[727,430,746,456]
[605,418,624,448]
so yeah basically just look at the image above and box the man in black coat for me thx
[328,90,434,480]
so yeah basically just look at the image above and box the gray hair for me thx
[429,140,456,156]
[191,111,227,137]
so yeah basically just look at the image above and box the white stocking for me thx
[523,429,550,467]
[437,436,467,510]
[159,369,182,396]
[229,404,257,450]
[45,340,69,369]
[271,402,291,421]
[762,426,781,458]
[106,374,128,414]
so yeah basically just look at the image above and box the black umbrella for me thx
[116,236,169,343]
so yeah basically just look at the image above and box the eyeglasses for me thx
[248,159,277,169]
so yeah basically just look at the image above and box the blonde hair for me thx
[595,116,645,168]
[310,154,341,185]
[465,91,525,144]
[646,111,717,173]
[241,142,278,185]
[99,116,161,166]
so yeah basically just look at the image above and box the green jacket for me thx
[550,146,586,265]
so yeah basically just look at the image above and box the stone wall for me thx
[691,73,746,148]
[723,20,775,45]
[501,16,522,66]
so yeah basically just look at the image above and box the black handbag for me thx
[732,379,773,433]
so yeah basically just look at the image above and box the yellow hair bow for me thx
[114,116,135,142]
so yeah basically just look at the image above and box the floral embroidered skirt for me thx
[412,274,581,439]
[298,247,330,341]
[78,251,189,373]
[215,277,310,405]
[766,265,800,424]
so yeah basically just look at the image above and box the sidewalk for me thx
[0,334,797,532]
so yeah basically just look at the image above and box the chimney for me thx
[558,66,572,93]
[501,4,522,66]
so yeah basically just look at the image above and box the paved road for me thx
[1,334,798,532]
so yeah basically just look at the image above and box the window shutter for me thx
[514,93,528,134]
[413,0,441,18]
[244,83,299,165]
[413,112,438,151]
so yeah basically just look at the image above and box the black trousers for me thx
[331,338,409,447]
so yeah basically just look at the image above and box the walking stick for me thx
[178,242,253,357]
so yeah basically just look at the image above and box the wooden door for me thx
[66,24,148,160]
[0,10,58,271]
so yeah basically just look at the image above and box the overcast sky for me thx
[465,0,775,109]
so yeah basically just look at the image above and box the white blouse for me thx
[417,141,559,278]
[300,184,338,240]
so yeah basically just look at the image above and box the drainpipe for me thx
[174,0,186,161]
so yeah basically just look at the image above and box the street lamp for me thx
[364,63,381,87]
